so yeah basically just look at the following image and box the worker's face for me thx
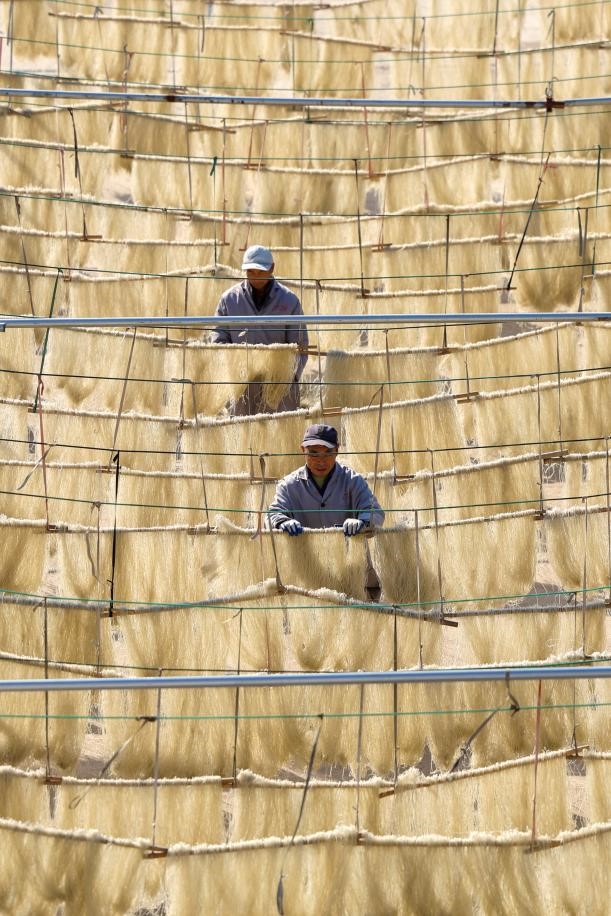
[246,266,274,290]
[301,445,338,476]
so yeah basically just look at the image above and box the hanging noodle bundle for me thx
[0,0,609,911]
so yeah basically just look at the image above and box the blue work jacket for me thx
[211,279,308,379]
[267,462,385,530]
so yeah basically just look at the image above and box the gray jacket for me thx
[267,462,385,529]
[212,279,308,379]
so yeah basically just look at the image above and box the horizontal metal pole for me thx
[0,665,608,693]
[1,313,608,331]
[1,88,611,109]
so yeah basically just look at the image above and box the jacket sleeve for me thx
[211,296,231,344]
[287,297,308,380]
[350,475,385,528]
[266,478,296,529]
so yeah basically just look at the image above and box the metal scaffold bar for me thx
[1,88,611,109]
[1,313,609,331]
[0,665,608,693]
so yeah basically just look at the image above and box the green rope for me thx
[1,484,608,518]
[0,583,608,612]
[0,700,608,723]
[0,186,609,223]
[7,32,611,82]
[0,117,609,162]
[0,251,609,284]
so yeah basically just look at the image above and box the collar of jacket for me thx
[301,463,338,483]
[243,277,276,302]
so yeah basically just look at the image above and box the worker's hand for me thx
[343,518,365,537]
[278,519,304,536]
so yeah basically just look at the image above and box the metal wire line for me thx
[1,700,609,724]
[1,185,609,222]
[46,0,609,24]
[1,484,606,518]
[0,101,609,159]
[5,32,611,78]
[1,582,608,615]
[1,248,609,289]
[0,431,606,458]
[2,130,611,171]
[2,362,609,390]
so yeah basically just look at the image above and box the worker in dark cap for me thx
[212,244,308,415]
[267,424,384,536]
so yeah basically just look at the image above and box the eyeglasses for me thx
[303,448,337,457]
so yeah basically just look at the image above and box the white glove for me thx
[279,519,304,536]
[343,518,365,537]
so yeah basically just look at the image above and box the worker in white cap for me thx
[212,244,308,415]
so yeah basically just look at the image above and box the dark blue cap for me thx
[301,424,338,448]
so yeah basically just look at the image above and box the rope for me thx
[0,135,611,192]
[2,644,609,680]
[4,356,611,391]
[189,381,212,529]
[1,699,608,725]
[429,449,447,621]
[34,377,50,529]
[276,717,323,915]
[530,679,544,847]
[42,599,51,777]
[67,718,154,810]
[30,0,611,26]
[2,446,606,482]
[231,608,243,780]
[603,437,611,604]
[13,195,35,318]
[7,23,611,71]
[1,499,610,546]
[1,577,610,616]
[1,179,610,223]
[107,452,121,617]
[2,368,608,433]
[30,267,61,413]
[109,329,137,460]
[149,677,163,851]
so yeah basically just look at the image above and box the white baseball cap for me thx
[241,244,274,272]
